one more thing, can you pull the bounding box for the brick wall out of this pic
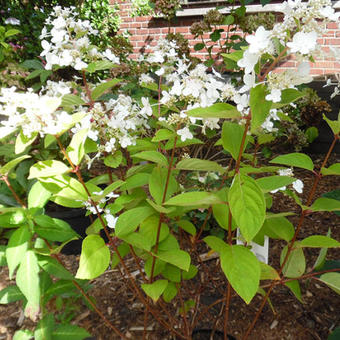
[114,0,340,76]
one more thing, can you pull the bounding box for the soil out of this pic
[0,154,339,340]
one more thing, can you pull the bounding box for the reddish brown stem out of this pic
[150,135,179,281]
[82,69,94,109]
[55,136,183,338]
[1,175,27,208]
[243,134,338,340]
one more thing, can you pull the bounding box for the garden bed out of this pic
[1,154,339,340]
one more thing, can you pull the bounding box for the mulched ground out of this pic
[0,154,339,340]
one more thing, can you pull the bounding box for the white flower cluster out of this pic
[157,57,238,139]
[81,190,119,229]
[40,6,120,70]
[41,80,72,97]
[72,94,152,155]
[271,168,304,194]
[0,87,72,139]
[237,0,338,103]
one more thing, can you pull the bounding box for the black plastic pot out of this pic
[192,329,236,340]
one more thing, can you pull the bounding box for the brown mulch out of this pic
[0,154,339,340]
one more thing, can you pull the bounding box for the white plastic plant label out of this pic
[236,229,269,264]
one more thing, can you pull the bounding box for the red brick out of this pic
[130,22,143,28]
[174,27,189,34]
[279,61,296,67]
[148,28,162,34]
[325,38,340,45]
[310,68,324,75]
[314,61,335,68]
[324,68,338,74]
[324,30,336,37]
[326,22,339,29]
[137,41,147,47]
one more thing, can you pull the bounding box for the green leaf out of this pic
[34,215,79,242]
[28,181,51,209]
[92,78,121,100]
[76,235,110,280]
[164,137,203,150]
[270,153,314,171]
[42,280,76,303]
[176,158,224,173]
[52,324,90,340]
[151,129,174,142]
[133,151,168,167]
[323,114,340,135]
[229,174,266,242]
[21,59,44,70]
[0,285,25,304]
[13,330,34,340]
[313,229,331,271]
[87,60,115,73]
[6,226,31,279]
[299,235,340,248]
[311,197,340,212]
[319,272,340,294]
[156,249,191,271]
[28,160,70,179]
[162,264,181,283]
[15,131,37,154]
[0,245,6,266]
[162,282,177,302]
[285,280,303,303]
[16,250,40,318]
[204,236,228,253]
[139,215,169,247]
[210,30,221,42]
[272,89,304,108]
[250,84,272,132]
[212,188,234,231]
[305,126,318,143]
[34,314,54,340]
[164,191,223,207]
[223,14,234,25]
[260,263,280,280]
[141,280,168,302]
[5,28,20,37]
[144,257,165,278]
[221,122,247,160]
[321,163,340,176]
[256,176,296,193]
[120,232,153,252]
[261,217,294,242]
[104,151,123,168]
[0,155,31,176]
[25,69,42,80]
[37,255,73,280]
[194,43,205,51]
[149,167,177,205]
[121,173,150,191]
[186,103,240,119]
[280,244,306,278]
[66,129,88,166]
[177,220,196,236]
[47,177,88,207]
[182,264,198,280]
[61,94,85,107]
[115,206,154,237]
[220,245,260,304]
